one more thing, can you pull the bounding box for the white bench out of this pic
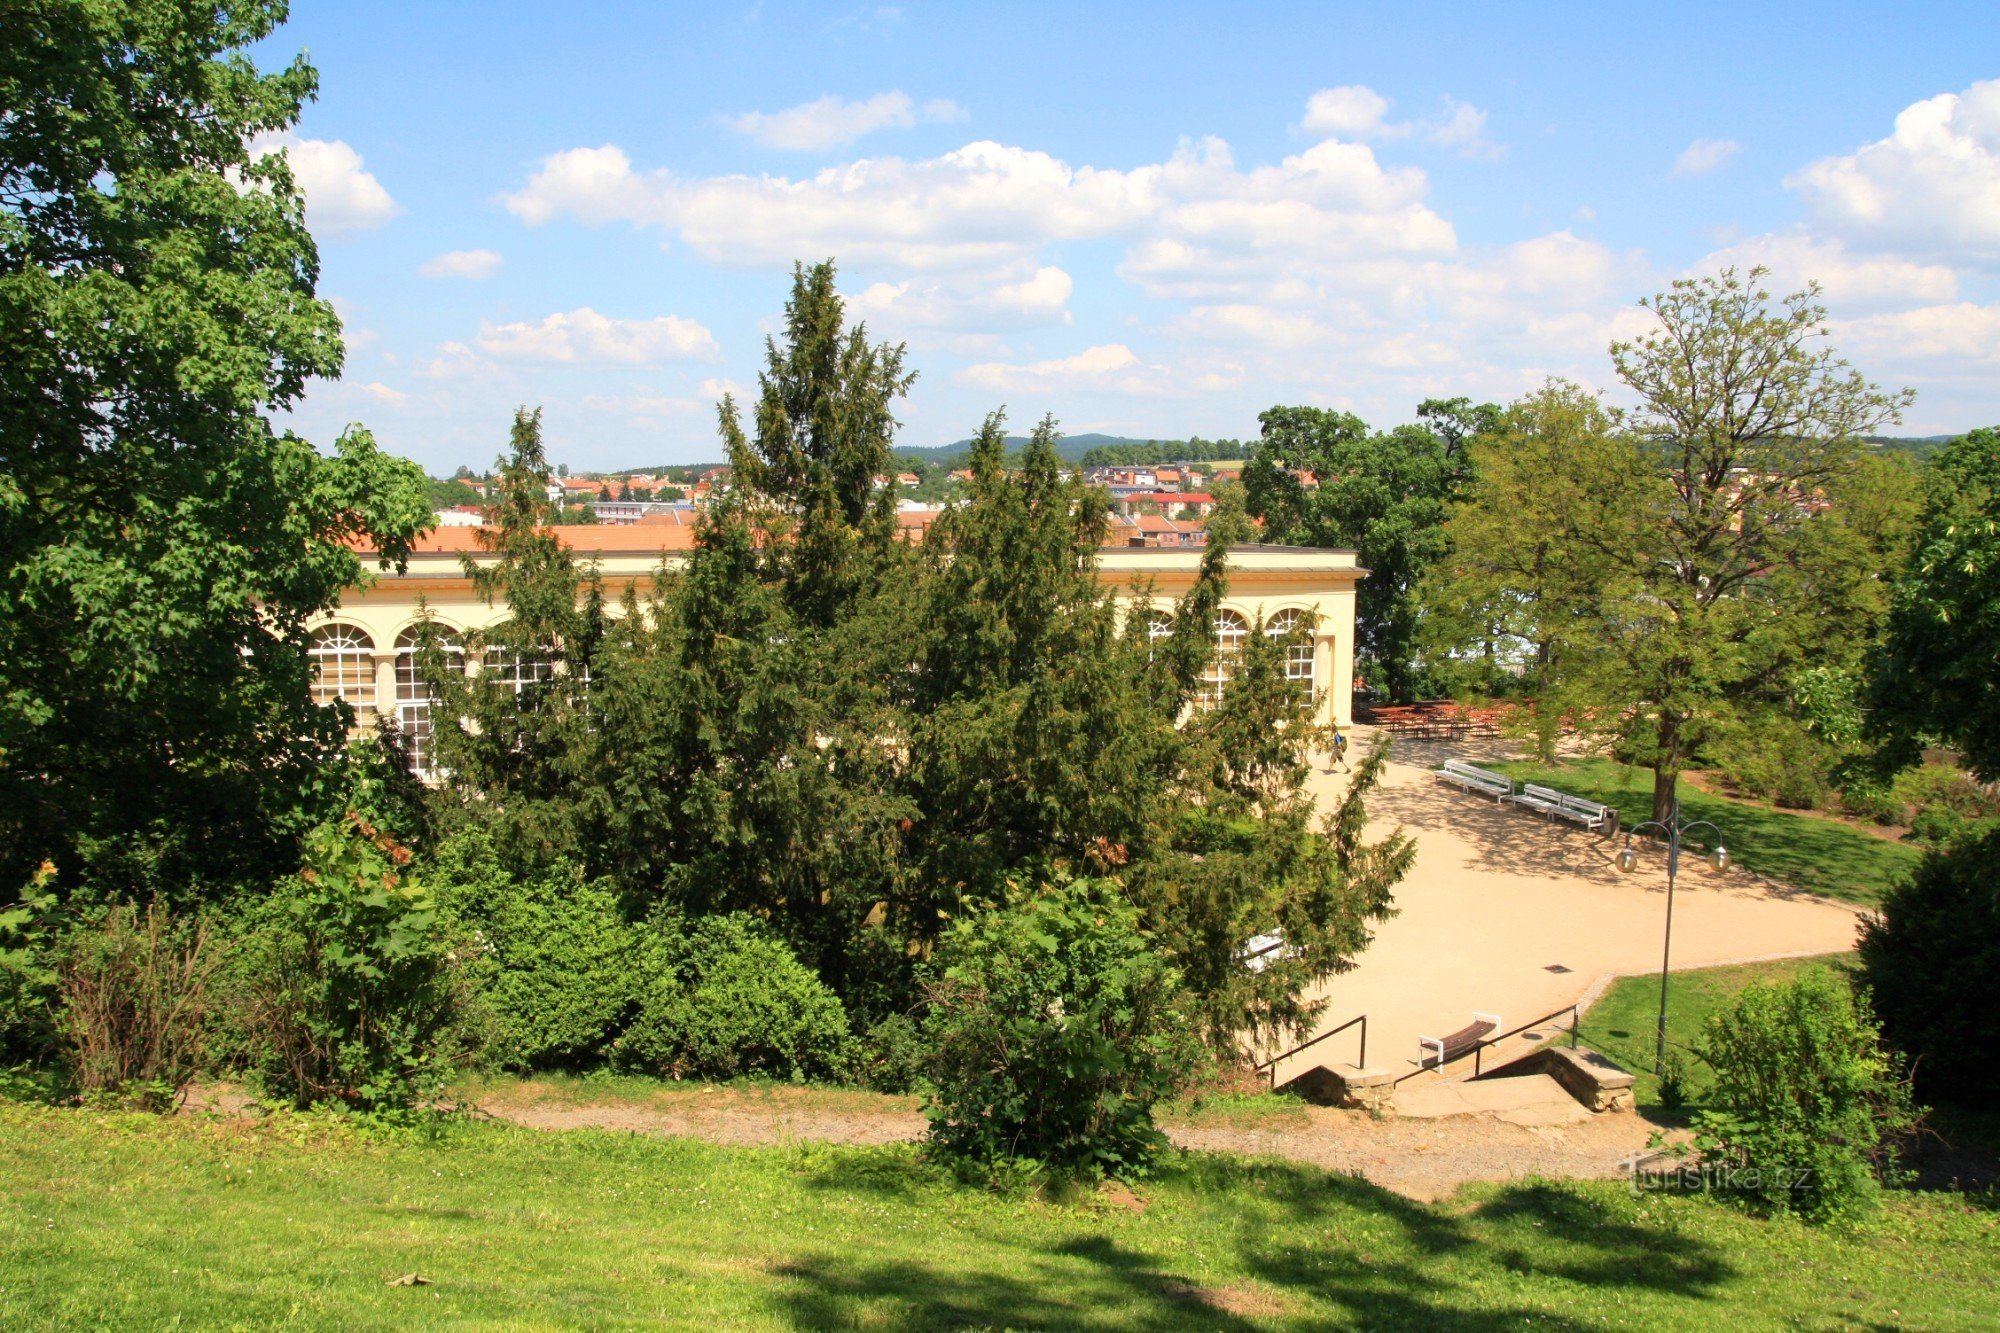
[1434,759,1513,801]
[1510,783,1613,832]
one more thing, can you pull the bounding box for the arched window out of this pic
[1199,609,1249,708]
[394,625,462,778]
[1264,609,1318,686]
[1145,610,1173,662]
[308,624,375,724]
[486,648,556,696]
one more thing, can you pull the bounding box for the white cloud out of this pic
[357,381,409,406]
[1789,78,2000,261]
[1673,137,1741,177]
[1296,86,1500,158]
[1691,233,1958,312]
[251,133,400,238]
[956,343,1242,397]
[848,265,1074,332]
[1836,302,2000,364]
[722,91,968,151]
[1428,97,1501,160]
[1300,86,1392,138]
[505,139,1162,270]
[474,309,722,365]
[419,248,503,280]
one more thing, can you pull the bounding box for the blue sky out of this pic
[261,1,2000,473]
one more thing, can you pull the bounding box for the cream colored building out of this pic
[307,527,1364,771]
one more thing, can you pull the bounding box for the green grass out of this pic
[1492,758,1922,906]
[1580,953,1859,1109]
[1,1103,1995,1328]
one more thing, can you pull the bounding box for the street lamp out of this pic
[1614,798,1729,1074]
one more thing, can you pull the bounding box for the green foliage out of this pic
[1421,381,1651,758]
[0,864,61,1063]
[424,408,605,867]
[412,263,1409,1080]
[1859,828,2000,1104]
[238,815,473,1112]
[1078,437,1250,468]
[0,3,429,896]
[1870,426,2000,782]
[921,876,1201,1180]
[1246,402,1484,701]
[855,1014,927,1094]
[56,901,215,1110]
[1602,268,1912,822]
[1709,708,1839,810]
[1692,968,1915,1221]
[424,476,484,509]
[618,914,852,1082]
[428,830,637,1069]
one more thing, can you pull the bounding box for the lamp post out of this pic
[1614,798,1729,1074]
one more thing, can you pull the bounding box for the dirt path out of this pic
[468,1081,1664,1204]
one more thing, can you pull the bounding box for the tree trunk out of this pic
[1650,712,1682,825]
[1651,763,1678,826]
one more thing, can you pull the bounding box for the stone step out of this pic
[1393,1072,1594,1126]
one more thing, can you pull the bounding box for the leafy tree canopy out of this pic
[0,0,428,897]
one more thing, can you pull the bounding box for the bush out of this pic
[0,863,61,1064]
[57,901,216,1110]
[1692,967,1915,1222]
[1892,761,1998,822]
[1837,780,1906,826]
[1712,712,1835,809]
[238,814,475,1112]
[921,875,1200,1182]
[856,1014,927,1094]
[618,914,852,1082]
[430,832,637,1069]
[1859,828,2000,1105]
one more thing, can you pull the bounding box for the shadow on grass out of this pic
[772,1153,1739,1330]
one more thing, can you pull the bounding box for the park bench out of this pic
[1510,783,1614,833]
[1419,1012,1501,1070]
[1433,759,1513,801]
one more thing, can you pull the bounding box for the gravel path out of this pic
[473,1086,1665,1204]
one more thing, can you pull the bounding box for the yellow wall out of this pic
[309,541,1364,738]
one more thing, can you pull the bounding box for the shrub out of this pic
[57,901,216,1110]
[618,914,852,1082]
[856,1014,928,1094]
[1838,780,1906,826]
[1859,828,2000,1105]
[239,814,475,1112]
[1892,762,1998,822]
[921,875,1200,1182]
[1712,712,1834,809]
[0,863,61,1064]
[1692,968,1915,1222]
[430,832,637,1068]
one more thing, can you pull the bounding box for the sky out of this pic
[259,1,2000,474]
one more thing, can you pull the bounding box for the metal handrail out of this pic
[1472,1004,1580,1078]
[1254,1013,1367,1089]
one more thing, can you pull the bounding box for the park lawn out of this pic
[2,1104,1997,1329]
[1492,758,1921,906]
[1579,953,1859,1109]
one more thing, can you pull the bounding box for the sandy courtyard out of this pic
[1276,731,1866,1086]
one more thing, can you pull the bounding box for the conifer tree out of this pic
[423,409,603,865]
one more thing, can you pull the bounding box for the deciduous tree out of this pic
[1608,268,1910,821]
[0,1,428,896]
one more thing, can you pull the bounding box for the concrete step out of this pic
[1393,1072,1594,1126]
